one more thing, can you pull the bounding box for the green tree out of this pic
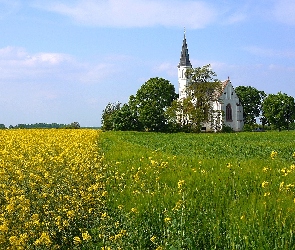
[101,102,121,131]
[132,77,177,132]
[167,64,222,132]
[68,122,80,129]
[262,92,295,131]
[112,103,141,131]
[235,86,266,125]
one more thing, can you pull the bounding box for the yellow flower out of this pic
[150,235,156,243]
[151,160,156,166]
[270,151,277,159]
[9,236,19,246]
[261,181,269,188]
[164,217,171,223]
[34,232,52,246]
[82,231,92,241]
[279,182,285,191]
[6,203,14,212]
[73,236,82,245]
[131,207,138,213]
[172,199,183,211]
[286,184,294,191]
[0,223,9,232]
[67,210,75,218]
[178,180,185,189]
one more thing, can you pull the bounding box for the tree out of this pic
[235,86,266,125]
[132,77,177,132]
[112,103,141,131]
[68,122,80,129]
[101,102,121,131]
[262,92,295,131]
[167,64,222,132]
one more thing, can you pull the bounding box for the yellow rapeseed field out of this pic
[0,129,104,249]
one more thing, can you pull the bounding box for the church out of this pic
[177,33,244,132]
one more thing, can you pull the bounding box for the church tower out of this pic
[178,30,192,99]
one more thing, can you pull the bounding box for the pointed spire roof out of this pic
[178,28,192,67]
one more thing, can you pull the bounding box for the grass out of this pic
[97,131,295,249]
[2,129,295,249]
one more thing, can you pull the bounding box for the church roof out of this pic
[221,79,230,92]
[178,33,192,67]
[214,79,230,99]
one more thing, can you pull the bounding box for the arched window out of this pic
[226,104,232,121]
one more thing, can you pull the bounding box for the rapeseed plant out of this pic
[0,129,104,249]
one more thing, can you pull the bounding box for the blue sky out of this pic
[0,0,295,127]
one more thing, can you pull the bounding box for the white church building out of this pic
[177,33,244,132]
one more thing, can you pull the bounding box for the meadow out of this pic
[1,129,295,249]
[98,131,295,249]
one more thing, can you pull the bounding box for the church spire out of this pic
[178,28,192,67]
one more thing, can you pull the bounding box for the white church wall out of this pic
[221,82,244,131]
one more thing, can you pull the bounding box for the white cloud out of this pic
[35,0,218,29]
[0,46,118,84]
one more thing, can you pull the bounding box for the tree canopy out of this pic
[262,92,295,131]
[101,77,177,132]
[235,86,266,125]
[133,77,177,131]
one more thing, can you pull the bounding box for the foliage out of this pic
[167,64,222,132]
[98,131,295,249]
[64,122,81,129]
[221,124,234,133]
[112,103,141,131]
[101,77,177,132]
[9,123,68,129]
[0,129,105,249]
[262,92,295,131]
[132,77,177,132]
[235,86,266,125]
[101,102,121,131]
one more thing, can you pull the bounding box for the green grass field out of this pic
[97,131,295,249]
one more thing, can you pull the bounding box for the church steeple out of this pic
[178,29,192,100]
[178,29,192,67]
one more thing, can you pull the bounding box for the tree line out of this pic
[102,65,295,132]
[0,122,81,129]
